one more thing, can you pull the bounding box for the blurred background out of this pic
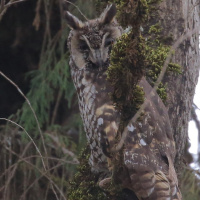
[0,0,199,200]
[0,1,95,199]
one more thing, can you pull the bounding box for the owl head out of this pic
[65,4,122,72]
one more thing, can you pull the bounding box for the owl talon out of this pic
[99,177,112,189]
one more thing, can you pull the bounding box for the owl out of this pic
[65,4,181,200]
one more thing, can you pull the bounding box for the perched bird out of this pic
[65,4,181,200]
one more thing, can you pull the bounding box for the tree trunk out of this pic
[157,0,200,170]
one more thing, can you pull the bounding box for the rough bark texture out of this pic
[156,0,200,171]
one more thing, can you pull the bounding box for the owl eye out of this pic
[79,42,89,51]
[105,38,114,47]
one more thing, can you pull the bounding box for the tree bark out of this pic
[157,0,200,170]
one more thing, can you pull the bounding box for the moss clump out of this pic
[168,63,182,74]
[68,147,130,200]
[68,147,106,200]
[156,83,167,103]
[146,44,171,82]
[144,23,182,102]
[113,0,149,28]
[144,42,170,103]
[148,23,162,34]
[107,32,145,121]
[95,0,147,28]
[96,0,162,28]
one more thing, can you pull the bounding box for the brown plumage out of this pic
[65,4,181,200]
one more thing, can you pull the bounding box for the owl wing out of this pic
[123,77,181,200]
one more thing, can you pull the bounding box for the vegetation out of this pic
[0,0,199,200]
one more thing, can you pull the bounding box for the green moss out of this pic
[168,63,182,74]
[156,83,167,103]
[68,147,106,200]
[107,32,145,121]
[68,147,130,200]
[144,23,182,102]
[146,44,171,82]
[96,0,151,28]
[148,23,162,34]
[113,0,149,28]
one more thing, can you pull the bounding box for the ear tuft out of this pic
[99,4,117,25]
[64,11,84,30]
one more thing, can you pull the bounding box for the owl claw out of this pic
[99,177,112,189]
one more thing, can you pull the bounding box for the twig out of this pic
[0,71,48,166]
[5,0,27,7]
[51,89,63,125]
[19,161,66,200]
[43,0,52,41]
[63,0,88,21]
[193,103,200,110]
[191,108,200,132]
[0,154,78,181]
[0,0,28,21]
[0,118,46,171]
[191,107,200,157]
[2,142,32,199]
[46,132,79,163]
[32,0,42,30]
[4,146,67,200]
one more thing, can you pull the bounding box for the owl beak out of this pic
[94,49,104,70]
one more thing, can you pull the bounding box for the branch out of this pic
[0,118,47,171]
[0,71,48,159]
[3,146,67,200]
[63,0,88,21]
[46,132,79,164]
[191,106,200,156]
[193,103,200,110]
[0,0,28,21]
[0,71,59,199]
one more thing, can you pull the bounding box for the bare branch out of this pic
[0,118,47,171]
[193,103,200,110]
[6,0,27,7]
[191,106,200,156]
[0,71,48,162]
[63,0,88,21]
[0,71,59,199]
[51,90,63,125]
[46,132,79,163]
[2,142,31,199]
[0,0,28,21]
[4,146,67,200]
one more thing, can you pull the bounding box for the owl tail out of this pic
[129,170,181,200]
